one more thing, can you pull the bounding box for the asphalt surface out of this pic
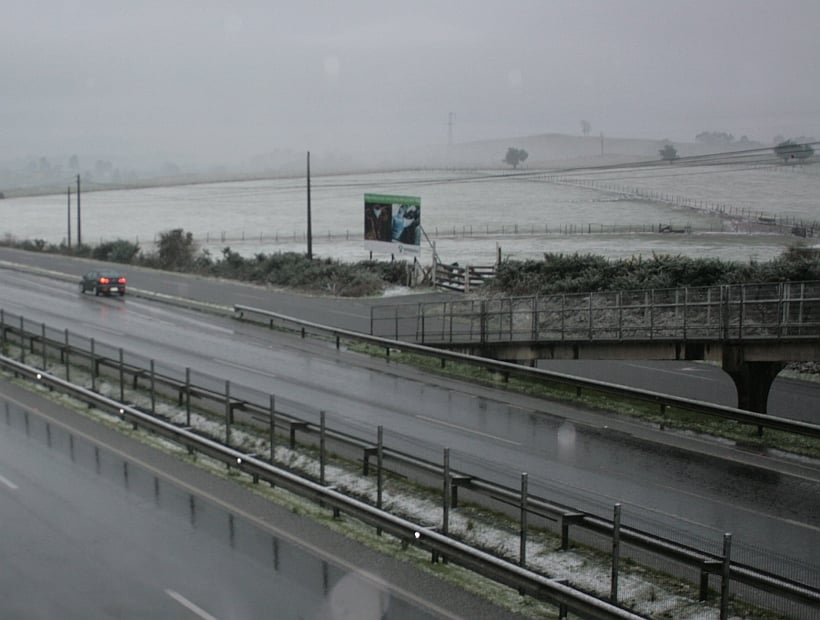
[0,378,521,620]
[1,247,819,568]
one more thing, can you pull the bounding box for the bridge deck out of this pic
[371,280,820,413]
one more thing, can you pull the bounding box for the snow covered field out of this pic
[1,163,817,266]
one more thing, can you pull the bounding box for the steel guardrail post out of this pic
[225,380,231,446]
[90,338,96,392]
[150,359,156,414]
[720,533,732,620]
[64,328,70,382]
[118,349,125,402]
[520,472,528,568]
[41,323,46,369]
[184,367,191,426]
[19,316,24,364]
[269,394,276,464]
[320,410,326,486]
[376,425,384,516]
[442,447,450,540]
[611,503,622,602]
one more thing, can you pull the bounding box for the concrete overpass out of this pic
[370,280,820,414]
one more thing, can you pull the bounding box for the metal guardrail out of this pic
[371,280,820,345]
[0,356,646,620]
[2,307,820,616]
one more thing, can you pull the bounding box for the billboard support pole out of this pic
[306,151,313,260]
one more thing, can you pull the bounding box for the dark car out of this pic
[80,270,127,296]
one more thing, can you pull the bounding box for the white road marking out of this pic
[213,359,278,379]
[0,474,19,490]
[82,325,127,338]
[415,415,522,446]
[165,590,220,620]
[623,362,719,381]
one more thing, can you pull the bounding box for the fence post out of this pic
[269,394,276,463]
[561,294,566,339]
[531,295,538,340]
[520,472,528,567]
[64,329,70,383]
[320,410,326,486]
[119,348,125,402]
[480,300,487,345]
[90,338,96,391]
[150,360,156,414]
[611,503,622,602]
[377,425,384,512]
[442,447,450,538]
[19,316,25,364]
[185,367,191,426]
[224,380,231,446]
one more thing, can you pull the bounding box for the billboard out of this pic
[363,193,421,257]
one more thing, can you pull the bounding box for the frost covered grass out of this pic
[0,349,777,619]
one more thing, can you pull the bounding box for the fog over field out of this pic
[2,0,818,178]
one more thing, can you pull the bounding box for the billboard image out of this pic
[363,193,421,257]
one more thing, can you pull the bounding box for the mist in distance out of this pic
[2,0,818,180]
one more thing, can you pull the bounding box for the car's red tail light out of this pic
[99,277,110,284]
[117,277,127,284]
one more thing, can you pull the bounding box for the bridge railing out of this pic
[372,281,820,344]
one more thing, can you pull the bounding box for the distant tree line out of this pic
[695,131,761,147]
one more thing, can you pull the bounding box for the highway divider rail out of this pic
[1,307,819,619]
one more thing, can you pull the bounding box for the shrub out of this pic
[91,239,141,263]
[155,228,198,271]
[486,251,820,296]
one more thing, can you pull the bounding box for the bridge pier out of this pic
[722,347,785,414]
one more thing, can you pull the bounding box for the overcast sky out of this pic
[3,0,818,167]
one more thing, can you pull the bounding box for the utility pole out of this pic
[66,186,72,248]
[448,112,455,146]
[76,174,82,247]
[306,151,312,260]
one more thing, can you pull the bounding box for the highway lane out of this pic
[3,246,817,421]
[0,385,512,620]
[1,254,819,572]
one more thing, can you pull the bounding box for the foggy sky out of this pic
[3,0,819,168]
